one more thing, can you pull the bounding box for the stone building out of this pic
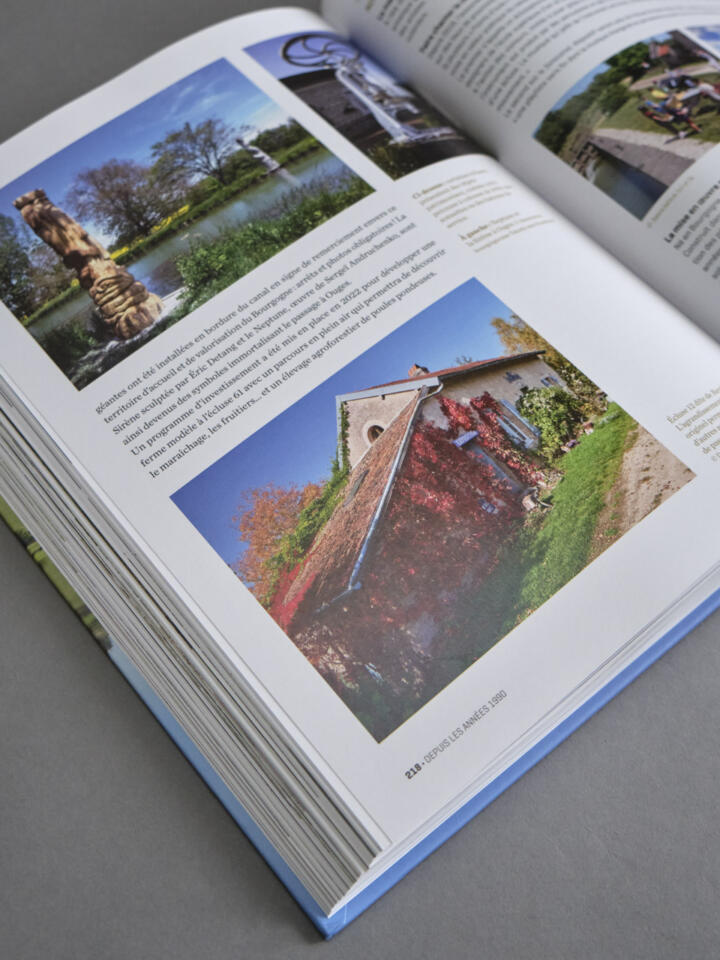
[338,351,564,470]
[269,351,566,633]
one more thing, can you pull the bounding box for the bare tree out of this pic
[151,118,236,187]
[26,244,75,310]
[66,159,179,245]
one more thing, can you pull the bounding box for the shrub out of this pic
[174,175,373,314]
[516,386,583,457]
[36,317,99,373]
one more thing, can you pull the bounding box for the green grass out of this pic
[500,404,633,628]
[443,405,634,665]
[24,283,85,325]
[173,174,373,316]
[600,88,720,142]
[270,135,321,166]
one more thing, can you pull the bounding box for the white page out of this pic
[1,7,719,870]
[325,0,720,341]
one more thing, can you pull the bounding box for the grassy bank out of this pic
[112,137,323,268]
[505,405,633,624]
[172,174,373,316]
[443,405,633,665]
[24,282,85,326]
[601,87,720,142]
[24,137,324,324]
[35,175,372,380]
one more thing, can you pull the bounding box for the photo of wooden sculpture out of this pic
[14,189,163,340]
[0,59,371,389]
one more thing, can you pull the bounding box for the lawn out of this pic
[601,86,720,142]
[443,404,634,666]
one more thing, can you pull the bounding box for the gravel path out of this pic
[590,424,694,560]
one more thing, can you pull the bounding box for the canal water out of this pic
[585,152,666,219]
[27,148,349,340]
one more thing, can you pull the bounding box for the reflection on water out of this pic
[585,153,666,219]
[28,149,347,339]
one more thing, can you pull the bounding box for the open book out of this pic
[1,1,719,937]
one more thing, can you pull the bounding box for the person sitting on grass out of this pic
[662,93,702,134]
[638,100,701,138]
[638,101,679,131]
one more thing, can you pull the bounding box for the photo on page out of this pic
[171,278,695,742]
[688,25,720,52]
[534,29,720,219]
[0,58,372,389]
[245,31,478,179]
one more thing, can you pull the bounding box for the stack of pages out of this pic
[1,1,720,936]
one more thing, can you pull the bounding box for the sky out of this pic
[0,58,290,247]
[689,25,720,51]
[553,63,610,110]
[171,278,521,568]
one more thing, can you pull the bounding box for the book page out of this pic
[1,5,719,887]
[324,0,720,341]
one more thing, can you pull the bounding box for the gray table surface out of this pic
[2,2,720,957]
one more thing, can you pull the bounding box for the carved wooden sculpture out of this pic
[14,189,163,339]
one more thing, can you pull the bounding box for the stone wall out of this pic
[344,390,417,468]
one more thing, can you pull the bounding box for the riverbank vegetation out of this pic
[172,174,372,316]
[9,120,327,324]
[34,174,371,381]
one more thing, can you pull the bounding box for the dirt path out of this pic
[589,424,695,561]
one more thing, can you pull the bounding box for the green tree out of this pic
[598,82,630,114]
[491,314,602,412]
[0,214,33,317]
[516,386,583,457]
[26,244,75,310]
[534,109,574,154]
[252,120,307,153]
[605,43,651,82]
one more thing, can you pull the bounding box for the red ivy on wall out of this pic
[274,394,545,707]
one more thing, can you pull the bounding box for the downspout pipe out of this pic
[317,382,444,613]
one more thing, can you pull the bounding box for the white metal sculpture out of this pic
[281,34,455,145]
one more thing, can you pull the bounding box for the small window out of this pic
[367,424,385,443]
[504,371,521,382]
[541,375,559,387]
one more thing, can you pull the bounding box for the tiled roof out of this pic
[361,351,543,393]
[279,395,419,614]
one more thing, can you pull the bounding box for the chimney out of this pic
[408,363,429,378]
